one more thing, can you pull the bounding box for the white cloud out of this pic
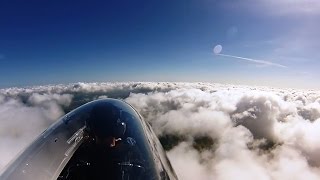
[0,93,73,169]
[124,83,320,179]
[167,142,213,180]
[1,82,320,179]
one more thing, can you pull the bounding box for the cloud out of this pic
[0,93,73,169]
[1,82,320,179]
[125,83,320,179]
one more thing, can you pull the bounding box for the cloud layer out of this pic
[1,82,320,179]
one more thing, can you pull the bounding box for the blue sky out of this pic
[0,0,319,89]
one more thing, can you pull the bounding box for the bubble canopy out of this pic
[0,99,177,180]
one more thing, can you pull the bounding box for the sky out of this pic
[0,0,319,89]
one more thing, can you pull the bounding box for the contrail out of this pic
[217,53,287,68]
[213,45,287,68]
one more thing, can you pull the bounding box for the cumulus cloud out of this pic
[125,83,320,179]
[0,93,73,169]
[1,82,320,180]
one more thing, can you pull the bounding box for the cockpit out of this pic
[0,99,177,180]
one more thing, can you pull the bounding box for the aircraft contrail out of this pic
[213,45,287,68]
[217,53,288,68]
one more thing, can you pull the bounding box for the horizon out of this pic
[1,81,319,92]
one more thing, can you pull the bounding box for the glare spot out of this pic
[213,45,222,54]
